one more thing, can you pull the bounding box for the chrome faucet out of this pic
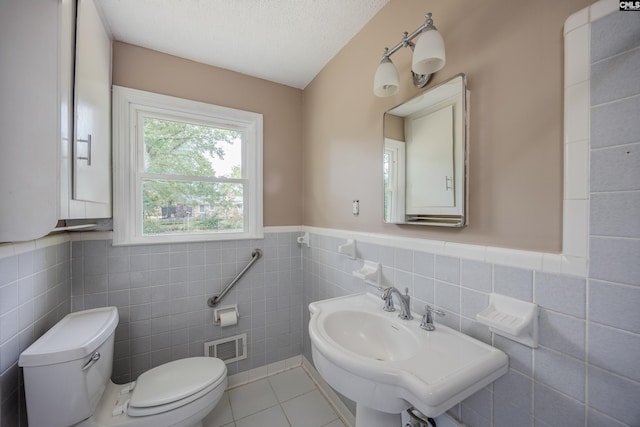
[420,305,445,331]
[381,287,413,320]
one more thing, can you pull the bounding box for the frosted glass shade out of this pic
[412,29,446,76]
[374,59,399,97]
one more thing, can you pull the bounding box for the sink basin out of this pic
[323,310,420,362]
[308,293,508,426]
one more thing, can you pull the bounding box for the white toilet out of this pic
[19,307,227,427]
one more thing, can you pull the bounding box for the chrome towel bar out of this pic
[207,248,262,307]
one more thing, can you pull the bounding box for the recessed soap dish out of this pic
[476,293,539,348]
[353,260,381,288]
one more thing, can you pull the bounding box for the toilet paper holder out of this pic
[214,305,239,326]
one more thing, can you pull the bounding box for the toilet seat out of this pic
[128,357,226,417]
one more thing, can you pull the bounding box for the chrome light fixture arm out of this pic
[374,12,445,95]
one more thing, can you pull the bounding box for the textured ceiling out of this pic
[96,0,389,89]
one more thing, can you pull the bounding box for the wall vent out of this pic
[204,333,247,364]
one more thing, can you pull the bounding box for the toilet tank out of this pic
[19,307,119,427]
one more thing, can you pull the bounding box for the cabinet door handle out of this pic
[77,134,92,166]
[445,176,453,190]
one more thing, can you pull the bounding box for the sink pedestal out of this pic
[356,405,401,427]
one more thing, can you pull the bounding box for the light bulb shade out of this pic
[374,58,399,97]
[411,28,446,76]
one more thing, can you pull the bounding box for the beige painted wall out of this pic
[112,42,303,227]
[302,0,591,252]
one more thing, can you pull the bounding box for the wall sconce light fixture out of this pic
[373,12,446,97]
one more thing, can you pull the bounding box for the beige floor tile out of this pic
[235,405,291,427]
[268,367,316,402]
[228,378,279,420]
[282,390,338,427]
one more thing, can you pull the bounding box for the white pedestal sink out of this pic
[308,293,508,427]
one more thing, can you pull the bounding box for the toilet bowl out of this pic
[19,307,227,427]
[78,357,227,427]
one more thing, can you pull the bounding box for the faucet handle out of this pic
[424,305,445,317]
[381,287,395,312]
[420,305,445,331]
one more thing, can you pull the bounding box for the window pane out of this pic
[142,179,244,235]
[143,117,242,178]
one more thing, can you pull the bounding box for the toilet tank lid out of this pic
[19,307,119,367]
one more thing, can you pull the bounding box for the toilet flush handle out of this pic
[82,351,101,371]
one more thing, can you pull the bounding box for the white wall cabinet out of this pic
[61,0,112,219]
[0,0,62,242]
[0,0,112,242]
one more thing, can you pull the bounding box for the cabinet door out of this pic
[73,0,111,205]
[0,0,59,242]
[405,105,455,212]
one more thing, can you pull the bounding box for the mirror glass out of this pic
[383,73,468,227]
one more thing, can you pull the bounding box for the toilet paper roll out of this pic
[219,310,238,327]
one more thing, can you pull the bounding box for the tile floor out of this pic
[203,367,347,427]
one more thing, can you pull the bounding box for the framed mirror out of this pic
[383,73,468,227]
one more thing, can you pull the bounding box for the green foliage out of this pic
[141,117,244,234]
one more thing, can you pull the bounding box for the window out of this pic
[383,138,405,224]
[112,86,263,245]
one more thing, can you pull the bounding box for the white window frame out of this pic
[112,86,263,245]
